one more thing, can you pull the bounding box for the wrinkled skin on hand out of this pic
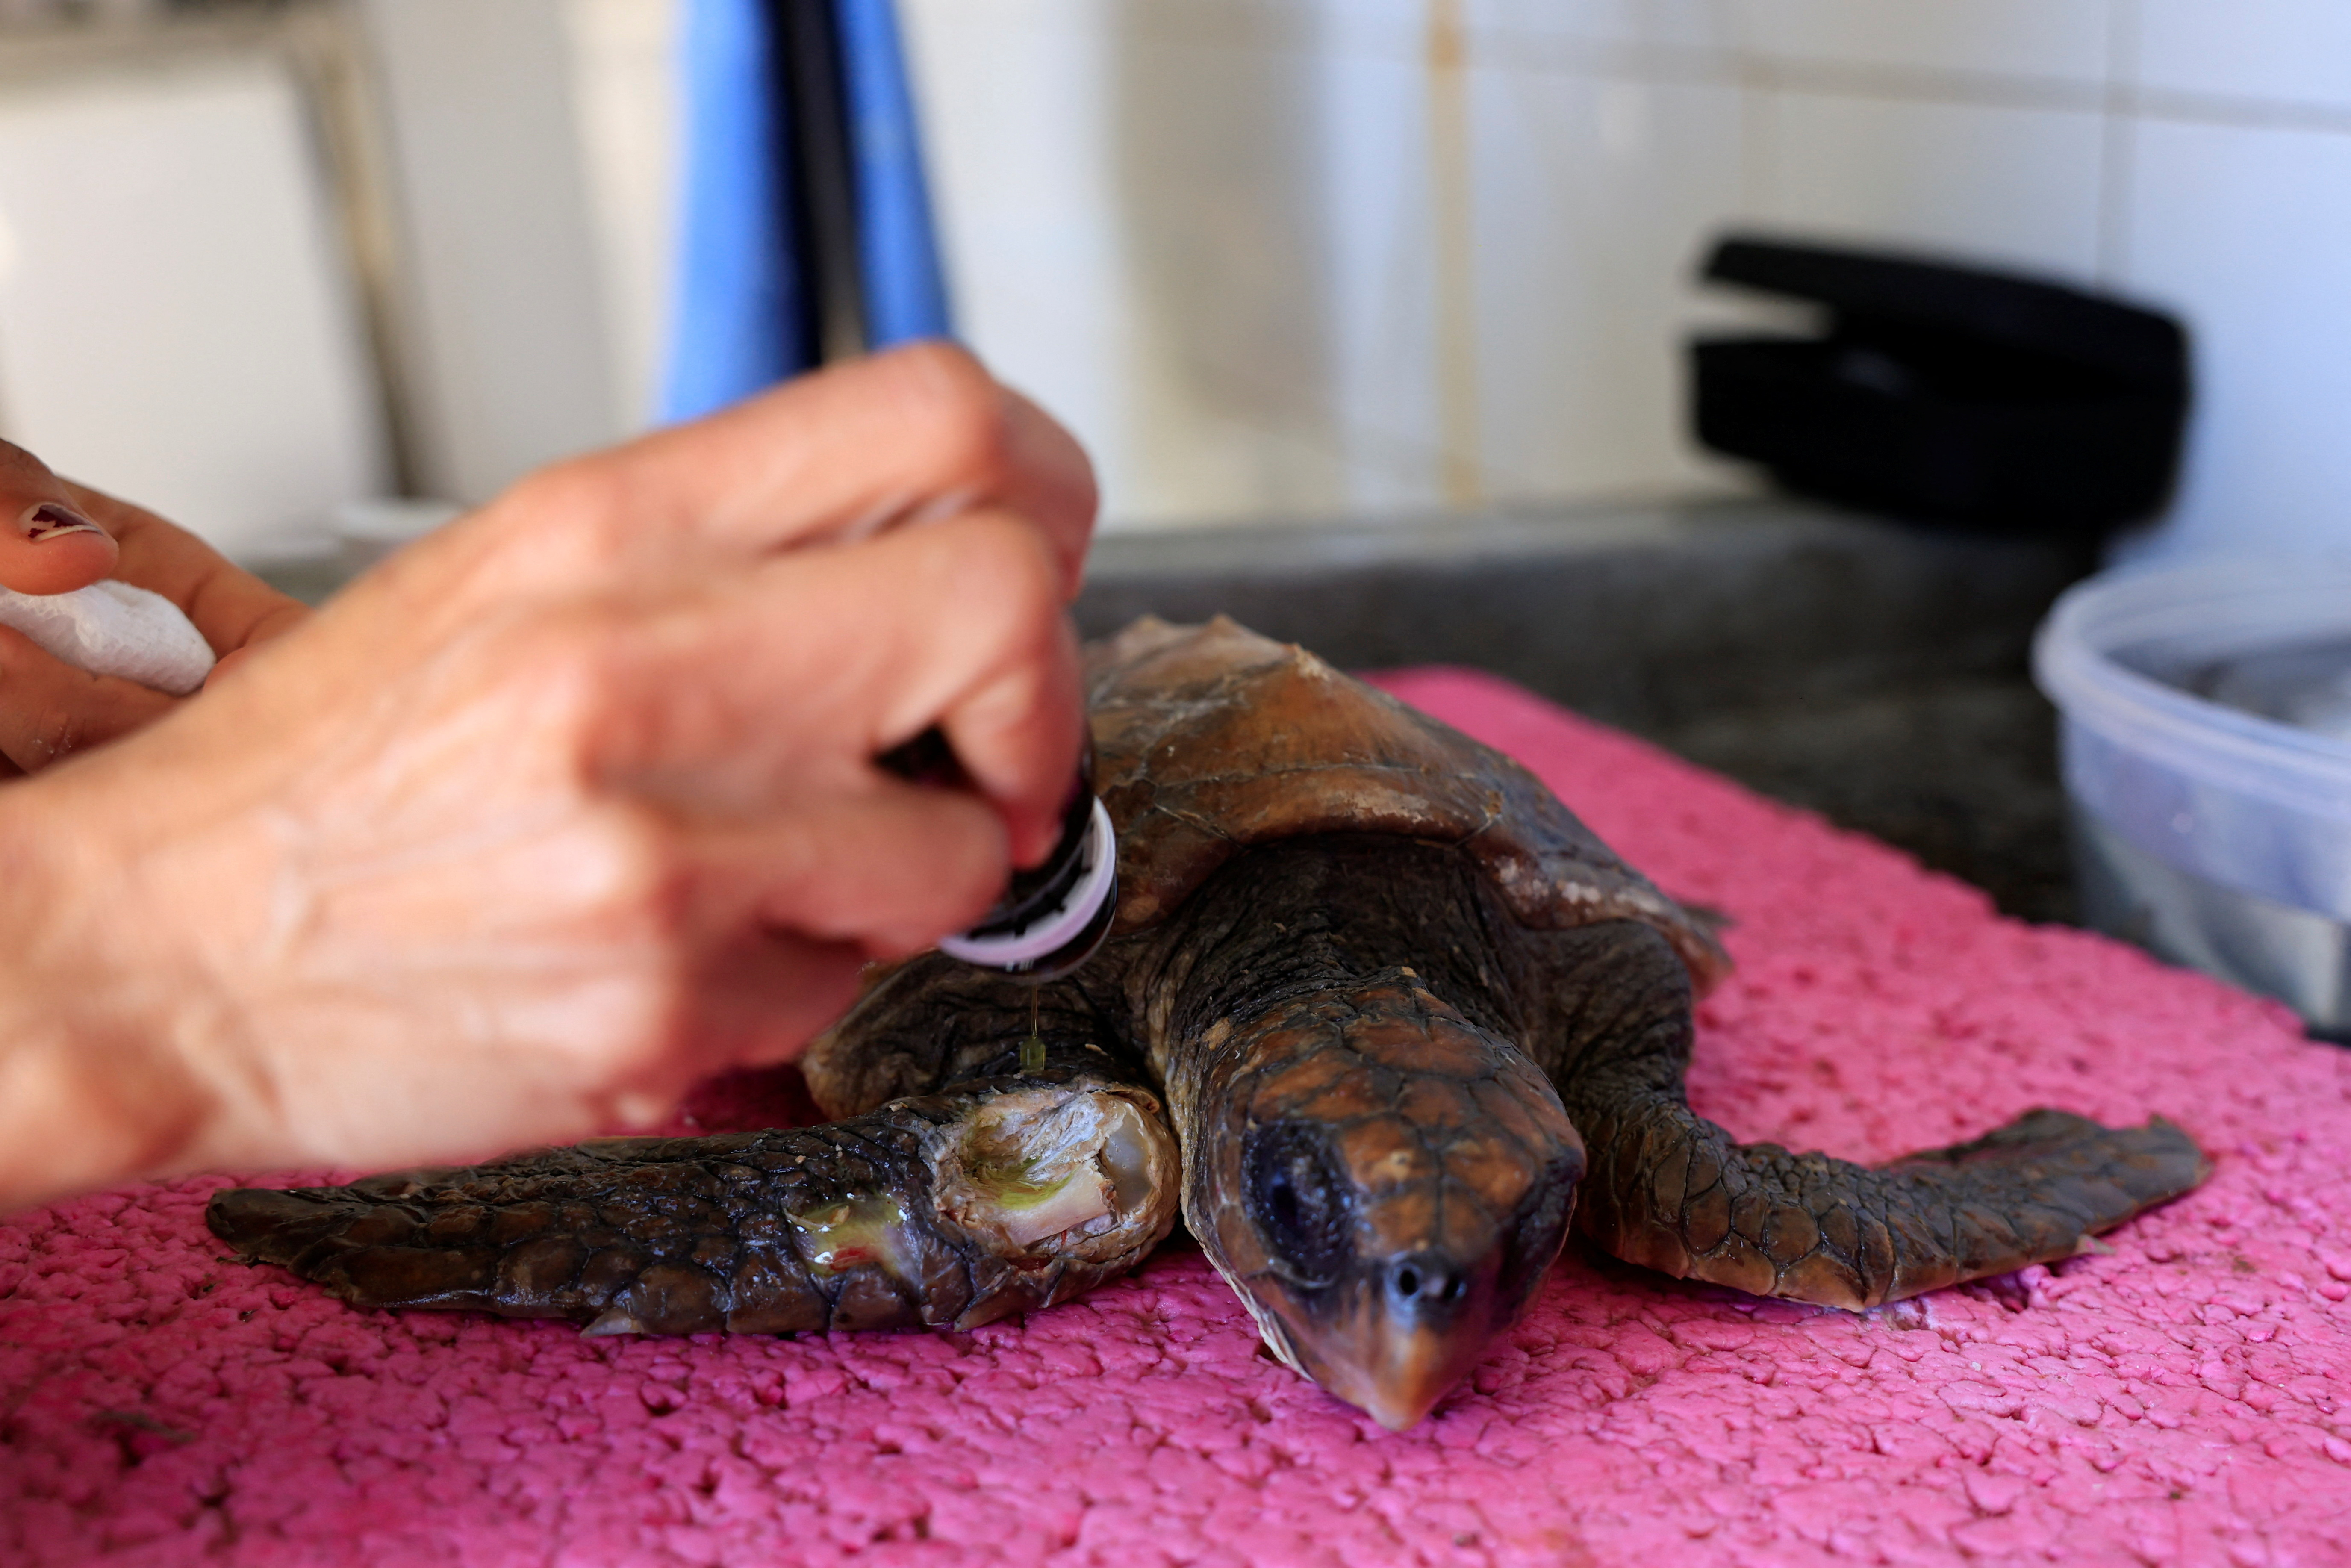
[0,343,1101,1211]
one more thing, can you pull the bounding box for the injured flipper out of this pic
[206,1059,1180,1335]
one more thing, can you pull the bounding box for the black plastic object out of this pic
[771,0,866,365]
[1690,235,2190,533]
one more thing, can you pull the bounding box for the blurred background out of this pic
[8,0,2351,1023]
[0,0,2334,561]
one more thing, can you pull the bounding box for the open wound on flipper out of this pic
[928,1079,1167,1251]
[205,1066,1181,1338]
[587,1078,1176,1335]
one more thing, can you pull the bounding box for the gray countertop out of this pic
[1078,496,2086,727]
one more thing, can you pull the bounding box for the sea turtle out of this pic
[208,616,2207,1429]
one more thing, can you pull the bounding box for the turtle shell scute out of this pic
[1084,616,1730,992]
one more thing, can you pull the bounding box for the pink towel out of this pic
[6,669,2348,1566]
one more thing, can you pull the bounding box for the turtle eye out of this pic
[1243,1122,1355,1287]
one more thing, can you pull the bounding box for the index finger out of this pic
[520,342,1099,598]
[591,510,1085,867]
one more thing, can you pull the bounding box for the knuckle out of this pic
[589,804,695,938]
[0,658,95,767]
[505,455,616,520]
[32,704,85,763]
[495,457,631,559]
[888,342,1013,481]
[495,604,636,740]
[936,513,1059,624]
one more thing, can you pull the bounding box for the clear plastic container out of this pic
[2033,560,2351,1033]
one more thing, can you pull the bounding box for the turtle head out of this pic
[1192,981,1585,1430]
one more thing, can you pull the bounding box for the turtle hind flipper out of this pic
[1573,1094,2212,1310]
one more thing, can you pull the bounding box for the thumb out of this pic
[0,624,177,772]
[0,442,116,596]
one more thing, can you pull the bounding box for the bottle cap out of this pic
[937,797,1118,978]
[878,726,1121,981]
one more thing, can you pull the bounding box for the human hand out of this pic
[0,442,310,775]
[0,343,1099,1208]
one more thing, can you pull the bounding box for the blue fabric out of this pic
[660,0,952,423]
[658,0,810,422]
[834,0,952,346]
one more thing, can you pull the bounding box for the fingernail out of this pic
[22,501,103,542]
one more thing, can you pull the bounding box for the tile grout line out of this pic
[1124,3,2351,139]
[1458,28,2351,140]
[1426,0,1482,510]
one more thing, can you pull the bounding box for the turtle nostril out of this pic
[1388,1257,1465,1309]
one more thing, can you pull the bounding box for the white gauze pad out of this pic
[0,580,216,696]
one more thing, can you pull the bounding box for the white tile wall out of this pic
[901,0,1149,516]
[910,0,1442,524]
[1105,14,1358,519]
[1470,67,1746,503]
[889,0,2351,556]
[2115,118,2351,558]
[1745,91,2108,277]
[1299,0,1425,59]
[1318,46,1444,511]
[567,0,683,430]
[899,1,2166,531]
[0,0,2275,555]
[2133,0,2351,113]
[360,0,625,506]
[1727,0,2112,85]
[1462,0,1731,53]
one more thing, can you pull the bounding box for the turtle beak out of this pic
[1273,1250,1506,1430]
[1220,1126,1585,1430]
[1198,984,1588,1430]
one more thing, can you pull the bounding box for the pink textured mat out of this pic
[8,669,2351,1567]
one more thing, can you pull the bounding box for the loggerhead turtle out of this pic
[208,617,2207,1429]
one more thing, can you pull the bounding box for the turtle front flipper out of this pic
[206,1057,1179,1335]
[1575,1094,2206,1307]
[1530,920,2211,1309]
